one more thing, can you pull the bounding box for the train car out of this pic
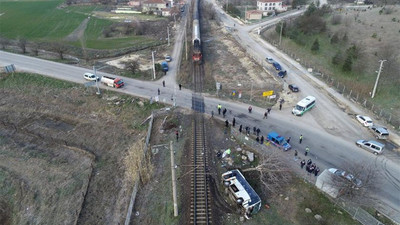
[192,0,202,62]
[222,169,261,218]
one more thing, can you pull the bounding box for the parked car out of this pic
[356,140,384,155]
[83,72,99,81]
[370,125,389,139]
[272,62,282,71]
[328,168,362,187]
[278,70,287,78]
[165,55,172,62]
[356,115,373,127]
[266,57,274,64]
[288,84,299,92]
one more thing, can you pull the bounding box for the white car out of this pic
[83,73,99,81]
[165,55,172,62]
[328,168,362,187]
[265,57,274,64]
[356,115,373,127]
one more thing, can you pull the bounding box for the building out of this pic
[257,0,287,15]
[245,10,262,20]
[142,0,168,12]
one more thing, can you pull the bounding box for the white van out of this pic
[292,96,316,116]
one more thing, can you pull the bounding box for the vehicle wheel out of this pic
[357,144,361,147]
[374,152,378,155]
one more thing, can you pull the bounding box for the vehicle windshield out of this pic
[116,80,123,85]
[295,105,304,111]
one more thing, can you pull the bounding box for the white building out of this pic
[257,0,287,15]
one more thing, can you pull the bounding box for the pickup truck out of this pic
[267,132,291,151]
[100,76,124,88]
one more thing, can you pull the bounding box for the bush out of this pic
[342,55,352,72]
[311,38,320,52]
[330,32,339,44]
[331,14,342,25]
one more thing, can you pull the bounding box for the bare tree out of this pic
[242,150,292,194]
[31,42,41,56]
[378,43,400,85]
[123,60,140,74]
[0,37,10,50]
[51,42,68,60]
[17,37,28,54]
[202,2,217,20]
[331,14,343,25]
[329,161,378,205]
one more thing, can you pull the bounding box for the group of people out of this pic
[300,159,320,176]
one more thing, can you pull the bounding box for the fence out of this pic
[230,127,387,225]
[231,25,400,131]
[336,200,384,225]
[124,112,155,225]
[278,46,400,131]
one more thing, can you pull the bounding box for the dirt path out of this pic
[65,17,90,42]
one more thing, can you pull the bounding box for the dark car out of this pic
[273,62,282,71]
[278,70,287,78]
[289,84,299,92]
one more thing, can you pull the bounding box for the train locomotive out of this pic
[192,0,202,62]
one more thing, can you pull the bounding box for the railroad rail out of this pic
[190,113,211,224]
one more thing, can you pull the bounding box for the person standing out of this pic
[307,158,312,165]
[218,104,222,115]
[279,103,282,110]
[211,111,214,118]
[256,136,259,142]
[248,106,252,113]
[260,136,264,144]
[256,128,261,136]
[263,111,268,119]
[232,117,236,127]
[175,130,179,141]
[294,150,298,157]
[225,120,229,127]
[253,127,257,135]
[299,134,303,144]
[239,125,242,133]
[305,147,310,156]
[179,83,182,90]
[300,159,306,169]
[267,108,271,114]
[315,167,320,176]
[162,80,165,87]
[158,88,160,95]
[286,137,291,144]
[223,108,227,118]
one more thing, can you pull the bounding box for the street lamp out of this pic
[371,59,387,98]
[93,64,110,95]
[152,51,156,80]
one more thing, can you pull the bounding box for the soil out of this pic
[65,17,90,42]
[0,75,163,225]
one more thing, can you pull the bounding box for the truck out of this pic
[100,76,124,88]
[267,132,291,151]
[161,61,169,72]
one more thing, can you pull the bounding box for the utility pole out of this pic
[185,25,188,60]
[279,20,283,46]
[170,141,178,216]
[152,51,156,80]
[250,83,253,101]
[167,26,170,46]
[371,59,387,98]
[245,6,247,22]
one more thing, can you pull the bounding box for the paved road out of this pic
[205,1,400,221]
[2,5,400,221]
[1,49,400,221]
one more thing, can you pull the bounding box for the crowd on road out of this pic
[213,103,322,177]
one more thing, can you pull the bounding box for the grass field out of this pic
[262,6,400,125]
[0,0,158,49]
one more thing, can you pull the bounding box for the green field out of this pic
[0,0,157,49]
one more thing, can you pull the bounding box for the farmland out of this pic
[0,0,160,49]
[0,72,162,224]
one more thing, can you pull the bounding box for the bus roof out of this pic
[297,96,316,107]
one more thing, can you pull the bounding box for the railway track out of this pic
[190,54,211,224]
[190,113,212,224]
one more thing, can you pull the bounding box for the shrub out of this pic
[311,38,320,52]
[332,51,343,65]
[342,55,352,72]
[330,32,339,44]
